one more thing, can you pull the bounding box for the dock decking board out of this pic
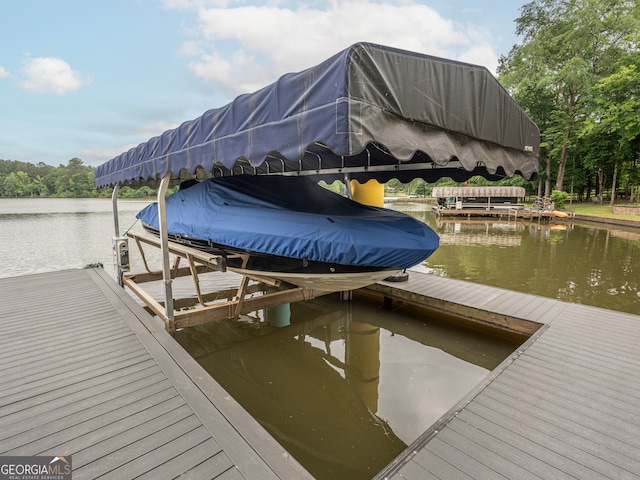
[479,377,640,468]
[3,266,640,479]
[0,267,312,480]
[374,271,640,480]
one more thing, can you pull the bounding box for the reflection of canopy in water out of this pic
[95,42,539,188]
[439,233,522,247]
[175,303,405,479]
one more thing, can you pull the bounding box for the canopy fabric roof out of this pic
[432,186,526,198]
[95,42,539,188]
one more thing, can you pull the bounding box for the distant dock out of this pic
[2,267,639,479]
[431,204,568,221]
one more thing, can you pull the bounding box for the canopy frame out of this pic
[157,173,175,333]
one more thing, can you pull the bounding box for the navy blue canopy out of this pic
[95,42,539,188]
[136,175,439,269]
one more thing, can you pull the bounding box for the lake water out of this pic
[0,198,149,279]
[3,198,637,313]
[395,203,639,315]
[1,197,638,479]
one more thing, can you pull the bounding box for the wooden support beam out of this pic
[129,230,228,272]
[186,253,206,307]
[134,235,154,273]
[124,229,335,333]
[233,275,251,317]
[174,287,331,329]
[125,265,212,284]
[171,255,181,278]
[122,276,168,320]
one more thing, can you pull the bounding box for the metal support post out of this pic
[111,184,120,237]
[158,173,176,334]
[111,185,124,286]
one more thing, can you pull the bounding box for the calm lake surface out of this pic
[394,202,639,315]
[1,197,638,479]
[2,198,637,314]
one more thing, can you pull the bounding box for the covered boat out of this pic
[136,175,439,290]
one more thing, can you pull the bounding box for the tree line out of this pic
[0,156,529,200]
[0,158,161,198]
[498,0,640,204]
[0,158,95,197]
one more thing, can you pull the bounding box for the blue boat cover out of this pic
[136,176,439,269]
[96,42,539,188]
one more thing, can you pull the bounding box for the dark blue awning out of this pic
[95,42,539,188]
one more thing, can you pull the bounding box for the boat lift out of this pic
[101,43,540,334]
[112,176,330,335]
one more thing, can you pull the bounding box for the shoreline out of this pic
[571,213,640,229]
[386,196,640,229]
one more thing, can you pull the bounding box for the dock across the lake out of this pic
[1,266,639,479]
[431,204,563,221]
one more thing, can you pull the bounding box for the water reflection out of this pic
[392,204,639,314]
[176,294,520,480]
[437,219,523,246]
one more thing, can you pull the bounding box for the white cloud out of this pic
[0,66,10,79]
[77,145,138,165]
[457,44,498,70]
[168,0,500,94]
[135,121,180,138]
[18,56,92,94]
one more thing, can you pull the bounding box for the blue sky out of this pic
[0,0,524,168]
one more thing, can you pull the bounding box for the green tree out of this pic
[0,158,105,198]
[414,181,431,197]
[2,172,20,197]
[581,63,640,202]
[551,189,569,208]
[499,0,640,192]
[2,171,34,197]
[385,179,406,195]
[47,158,99,197]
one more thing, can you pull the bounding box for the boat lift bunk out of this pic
[111,182,331,336]
[126,230,328,334]
[99,42,540,335]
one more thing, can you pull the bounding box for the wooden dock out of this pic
[431,205,563,221]
[0,267,313,480]
[3,266,640,480]
[367,271,640,480]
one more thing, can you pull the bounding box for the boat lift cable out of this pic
[122,218,138,236]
